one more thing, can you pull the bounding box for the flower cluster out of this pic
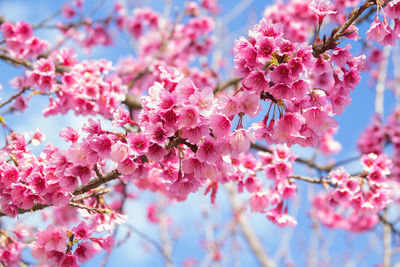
[357,114,385,155]
[317,127,342,155]
[0,132,71,217]
[134,67,235,200]
[115,6,215,102]
[234,18,362,147]
[0,226,29,267]
[122,7,160,39]
[0,118,130,221]
[45,56,126,118]
[263,0,318,42]
[365,1,400,46]
[230,146,298,227]
[1,0,398,265]
[358,110,400,183]
[312,154,392,232]
[56,2,114,53]
[1,21,49,60]
[11,48,127,118]
[30,222,114,266]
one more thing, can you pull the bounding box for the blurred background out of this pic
[0,0,398,266]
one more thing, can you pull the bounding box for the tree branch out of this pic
[288,174,337,187]
[0,169,120,217]
[0,87,29,109]
[378,214,400,236]
[157,201,175,267]
[312,0,376,58]
[382,209,392,267]
[123,94,142,110]
[250,143,333,172]
[214,77,242,94]
[125,223,175,265]
[226,183,276,267]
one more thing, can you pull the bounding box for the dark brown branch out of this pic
[0,169,120,217]
[214,77,242,94]
[312,0,376,58]
[0,52,34,69]
[69,202,112,213]
[127,70,150,89]
[172,137,198,153]
[123,94,142,110]
[0,87,29,109]
[125,223,175,265]
[73,169,120,195]
[250,143,333,172]
[0,51,69,73]
[379,214,400,236]
[288,175,337,187]
[226,183,276,267]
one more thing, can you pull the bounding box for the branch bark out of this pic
[226,183,276,267]
[382,209,392,267]
[250,143,334,172]
[0,169,120,217]
[157,201,175,267]
[312,0,376,58]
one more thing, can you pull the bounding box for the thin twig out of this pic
[0,52,34,69]
[312,0,376,58]
[68,202,112,213]
[226,183,276,267]
[375,45,392,116]
[213,78,242,94]
[378,214,400,236]
[125,223,175,264]
[250,143,333,172]
[394,43,400,109]
[33,9,62,29]
[157,200,175,267]
[288,175,337,187]
[0,87,28,109]
[0,169,120,217]
[383,209,392,267]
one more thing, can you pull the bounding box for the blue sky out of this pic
[0,0,398,266]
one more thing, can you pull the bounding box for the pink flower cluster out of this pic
[31,222,114,266]
[0,132,71,217]
[1,21,49,60]
[317,127,342,155]
[112,66,262,201]
[263,0,318,42]
[10,48,127,118]
[122,7,160,39]
[57,3,113,53]
[230,146,298,227]
[0,124,124,262]
[366,1,400,46]
[133,67,235,200]
[121,7,213,61]
[0,226,28,267]
[357,114,385,155]
[255,146,298,227]
[116,6,215,101]
[44,56,126,118]
[262,0,362,43]
[0,119,127,220]
[358,110,400,183]
[312,154,392,232]
[234,19,362,147]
